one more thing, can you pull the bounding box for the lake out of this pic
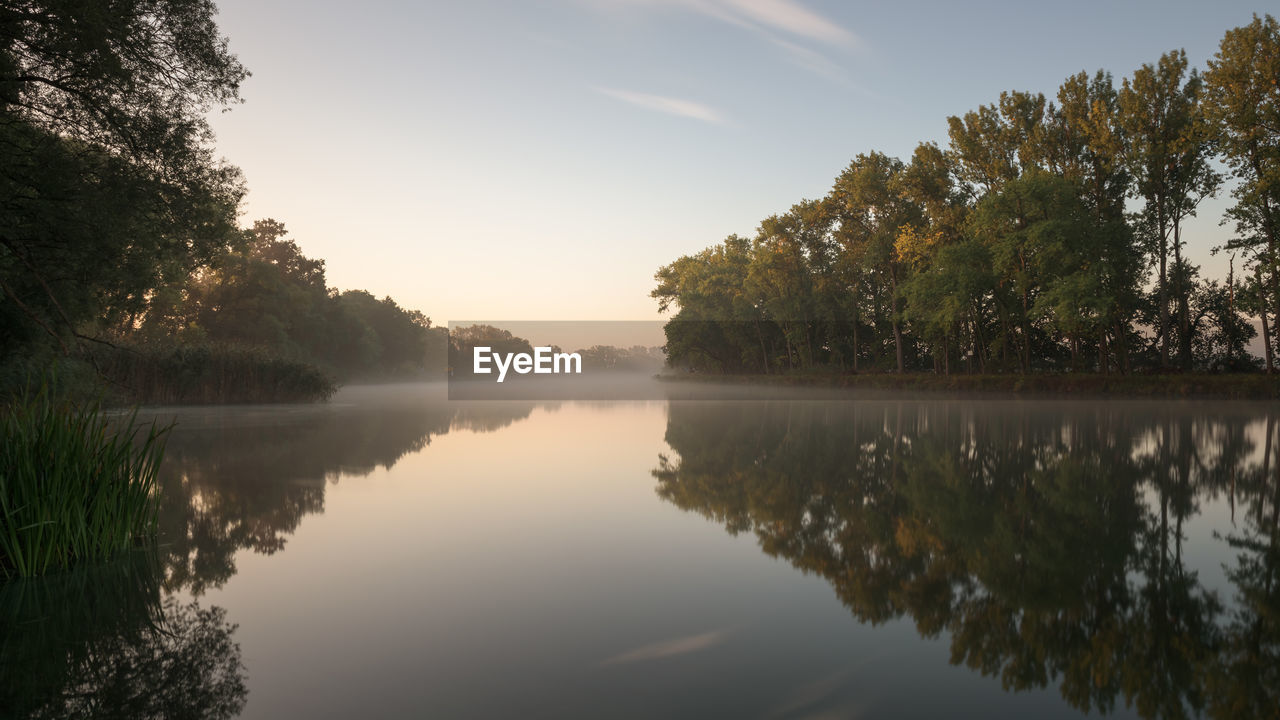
[3,382,1277,719]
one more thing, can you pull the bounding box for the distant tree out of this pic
[575,345,664,372]
[336,290,432,377]
[448,325,534,376]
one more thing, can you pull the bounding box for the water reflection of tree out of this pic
[1206,423,1280,719]
[154,397,542,594]
[0,551,246,719]
[653,401,1279,719]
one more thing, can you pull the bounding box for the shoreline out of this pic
[655,372,1280,400]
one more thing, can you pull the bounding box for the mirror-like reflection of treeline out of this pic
[654,401,1279,720]
[148,386,546,594]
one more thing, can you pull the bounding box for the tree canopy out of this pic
[655,17,1279,376]
[1,4,443,391]
[0,0,248,355]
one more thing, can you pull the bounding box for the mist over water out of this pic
[4,382,1277,719]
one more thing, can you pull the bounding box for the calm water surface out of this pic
[3,383,1278,719]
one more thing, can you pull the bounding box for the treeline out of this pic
[119,218,447,382]
[654,15,1280,376]
[0,1,440,401]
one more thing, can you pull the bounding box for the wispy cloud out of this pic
[597,87,725,124]
[717,0,856,47]
[579,0,859,80]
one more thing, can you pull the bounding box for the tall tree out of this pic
[829,152,921,373]
[1046,70,1140,372]
[653,235,768,372]
[0,0,248,355]
[894,143,972,372]
[1203,14,1280,374]
[968,170,1092,373]
[947,90,1050,196]
[1118,50,1220,370]
[748,203,831,369]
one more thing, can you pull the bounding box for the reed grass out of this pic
[86,343,337,404]
[0,389,167,578]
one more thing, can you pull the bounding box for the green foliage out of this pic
[0,0,247,358]
[447,325,534,376]
[1119,49,1221,370]
[0,389,167,577]
[127,220,438,385]
[1203,14,1280,370]
[655,18,1277,377]
[1,7,440,398]
[335,290,434,377]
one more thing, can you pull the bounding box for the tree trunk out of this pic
[1000,314,1012,372]
[1272,242,1279,377]
[1261,263,1275,374]
[757,321,769,374]
[852,314,860,373]
[1020,289,1032,374]
[1263,302,1275,374]
[893,319,904,373]
[1158,203,1170,369]
[1114,318,1131,375]
[890,273,904,373]
[1174,223,1192,370]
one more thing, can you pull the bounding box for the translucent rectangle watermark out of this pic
[447,321,668,400]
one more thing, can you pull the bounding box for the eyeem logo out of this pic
[473,346,582,382]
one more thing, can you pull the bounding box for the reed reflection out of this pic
[653,401,1279,719]
[0,550,246,720]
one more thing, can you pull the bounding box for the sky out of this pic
[206,0,1269,324]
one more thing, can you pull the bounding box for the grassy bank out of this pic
[0,393,167,578]
[657,372,1280,399]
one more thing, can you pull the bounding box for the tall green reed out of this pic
[0,388,168,578]
[84,343,337,405]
